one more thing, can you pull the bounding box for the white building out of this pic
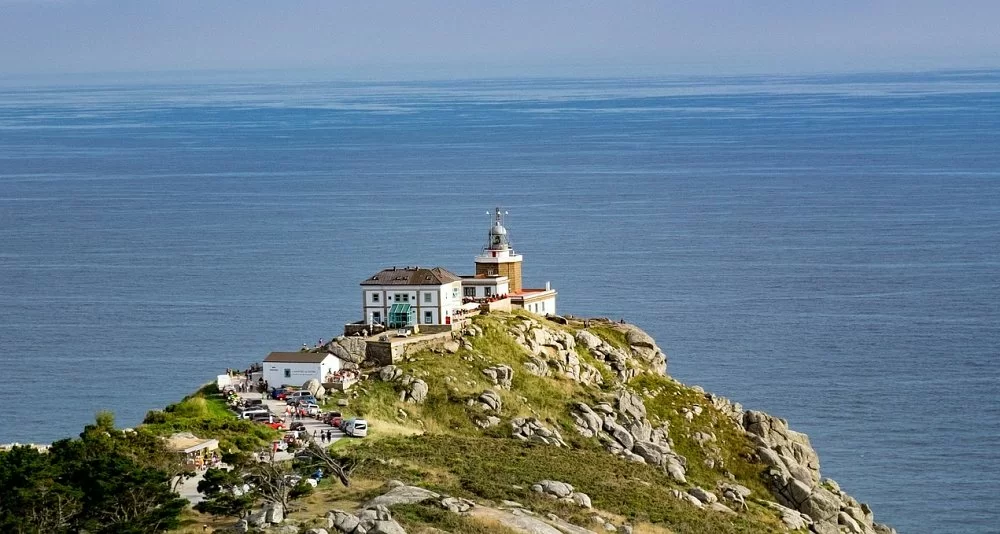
[511,282,557,316]
[461,274,510,299]
[262,352,343,388]
[360,266,464,327]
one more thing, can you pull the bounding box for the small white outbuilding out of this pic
[262,352,342,388]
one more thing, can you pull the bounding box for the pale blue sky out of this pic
[1,0,998,77]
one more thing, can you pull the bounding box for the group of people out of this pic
[312,429,336,442]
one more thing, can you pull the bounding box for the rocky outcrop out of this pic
[508,318,603,386]
[576,323,667,380]
[483,364,514,389]
[531,480,593,509]
[378,365,403,382]
[303,378,326,400]
[511,417,567,447]
[477,389,503,413]
[399,376,428,404]
[439,496,476,514]
[362,484,439,509]
[569,392,687,483]
[330,337,366,364]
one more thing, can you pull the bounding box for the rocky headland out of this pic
[227,311,895,534]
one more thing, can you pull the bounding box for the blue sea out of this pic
[1,70,998,533]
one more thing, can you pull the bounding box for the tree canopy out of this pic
[0,413,186,534]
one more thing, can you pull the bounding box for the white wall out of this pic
[462,279,510,298]
[361,282,462,325]
[264,362,322,388]
[523,295,557,316]
[263,356,342,387]
[439,281,462,323]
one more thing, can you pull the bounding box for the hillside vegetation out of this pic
[272,311,895,534]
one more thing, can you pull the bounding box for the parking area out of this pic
[232,390,348,456]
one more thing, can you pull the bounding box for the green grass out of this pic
[312,312,782,531]
[588,324,630,350]
[338,434,783,534]
[141,383,279,452]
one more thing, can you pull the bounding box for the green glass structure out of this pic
[387,303,415,328]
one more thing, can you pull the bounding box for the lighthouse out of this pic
[474,207,524,293]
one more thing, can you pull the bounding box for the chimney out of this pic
[545,281,551,291]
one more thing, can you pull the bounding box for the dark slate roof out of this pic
[263,352,334,363]
[361,266,462,286]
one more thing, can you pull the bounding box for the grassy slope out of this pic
[142,384,279,452]
[320,312,786,533]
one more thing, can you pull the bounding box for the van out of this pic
[239,408,270,420]
[344,418,368,438]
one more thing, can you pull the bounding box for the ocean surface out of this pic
[1,70,998,533]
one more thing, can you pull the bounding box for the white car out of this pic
[345,418,368,437]
[299,403,321,416]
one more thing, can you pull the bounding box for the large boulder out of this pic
[379,365,403,382]
[523,356,550,377]
[326,509,361,533]
[303,378,326,400]
[616,390,647,423]
[400,378,428,404]
[263,502,284,524]
[632,440,667,465]
[688,487,718,505]
[624,326,656,350]
[532,480,575,498]
[575,330,603,350]
[479,390,503,413]
[569,492,592,509]
[369,520,407,534]
[482,365,514,389]
[362,485,440,509]
[330,338,366,364]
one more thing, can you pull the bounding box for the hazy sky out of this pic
[1,0,998,78]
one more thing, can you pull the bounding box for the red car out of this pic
[322,411,343,427]
[264,420,286,430]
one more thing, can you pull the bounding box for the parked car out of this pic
[344,418,368,437]
[264,420,286,430]
[288,395,318,407]
[238,408,270,420]
[250,412,276,422]
[322,411,342,427]
[284,390,311,401]
[288,421,306,432]
[299,403,321,416]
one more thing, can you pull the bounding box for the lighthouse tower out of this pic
[475,208,524,293]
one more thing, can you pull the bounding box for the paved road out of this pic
[174,388,346,504]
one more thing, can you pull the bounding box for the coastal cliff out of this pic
[0,311,895,534]
[266,311,895,534]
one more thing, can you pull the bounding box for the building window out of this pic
[372,311,381,324]
[541,301,546,311]
[424,292,432,303]
[464,287,475,297]
[394,293,409,302]
[424,311,433,324]
[283,369,291,378]
[372,293,380,303]
[485,287,493,297]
